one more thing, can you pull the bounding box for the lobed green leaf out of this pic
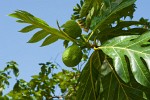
[77,51,101,100]
[9,10,75,46]
[100,31,150,87]
[101,72,146,100]
[93,0,136,33]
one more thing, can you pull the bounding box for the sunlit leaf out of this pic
[41,35,59,47]
[9,10,74,46]
[19,25,37,33]
[100,31,150,87]
[28,30,49,43]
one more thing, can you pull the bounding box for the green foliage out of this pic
[9,10,77,46]
[52,68,80,99]
[0,62,80,100]
[100,72,149,100]
[6,62,57,100]
[0,61,19,97]
[99,31,150,86]
[2,0,150,99]
[77,51,102,100]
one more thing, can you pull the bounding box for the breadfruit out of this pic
[62,44,83,67]
[62,20,82,38]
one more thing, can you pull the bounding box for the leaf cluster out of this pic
[0,62,80,100]
[9,10,78,47]
[0,61,19,96]
[6,0,150,99]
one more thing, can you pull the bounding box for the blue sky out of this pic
[0,0,150,95]
[0,0,79,94]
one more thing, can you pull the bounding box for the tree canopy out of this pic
[1,0,150,100]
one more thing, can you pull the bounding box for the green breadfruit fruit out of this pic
[62,20,82,38]
[62,44,83,67]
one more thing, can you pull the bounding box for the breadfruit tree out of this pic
[1,0,150,99]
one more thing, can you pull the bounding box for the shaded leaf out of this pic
[101,72,146,100]
[77,51,101,100]
[80,0,93,17]
[93,0,136,32]
[73,0,136,33]
[4,61,19,77]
